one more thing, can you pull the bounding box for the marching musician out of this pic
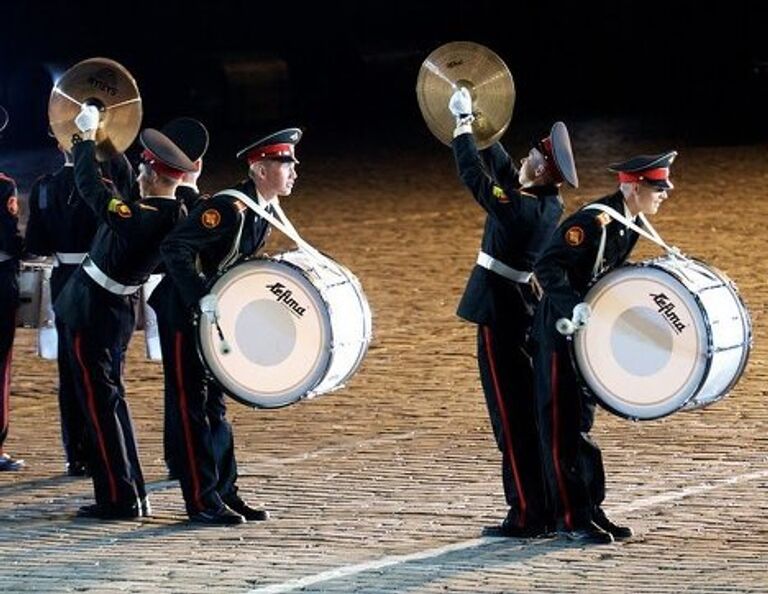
[0,105,25,472]
[153,127,302,525]
[147,117,210,481]
[448,87,578,538]
[54,104,195,519]
[532,151,677,543]
[25,133,135,477]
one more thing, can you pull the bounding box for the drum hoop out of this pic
[197,256,334,409]
[651,257,753,407]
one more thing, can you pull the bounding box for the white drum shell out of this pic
[573,257,751,420]
[199,250,372,408]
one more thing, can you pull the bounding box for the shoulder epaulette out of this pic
[596,212,612,227]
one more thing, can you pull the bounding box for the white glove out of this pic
[572,302,592,328]
[199,294,219,318]
[448,87,473,119]
[74,104,100,133]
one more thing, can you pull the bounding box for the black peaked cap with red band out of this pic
[236,128,302,164]
[139,129,197,179]
[0,106,8,133]
[161,117,209,162]
[608,151,677,190]
[537,121,578,188]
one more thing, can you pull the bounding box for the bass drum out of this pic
[573,256,751,420]
[198,250,372,408]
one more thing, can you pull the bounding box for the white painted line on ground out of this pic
[247,466,768,594]
[243,431,417,468]
[613,468,768,514]
[247,537,498,594]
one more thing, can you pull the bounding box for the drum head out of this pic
[199,259,332,408]
[574,264,710,420]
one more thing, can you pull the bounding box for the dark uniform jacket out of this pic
[0,174,22,263]
[534,190,640,327]
[0,174,22,307]
[53,141,182,339]
[25,165,100,297]
[453,134,564,330]
[150,178,270,317]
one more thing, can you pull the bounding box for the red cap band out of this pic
[618,167,669,184]
[246,143,295,165]
[141,149,185,180]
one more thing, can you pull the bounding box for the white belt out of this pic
[54,252,87,266]
[82,256,141,296]
[0,251,11,263]
[476,252,532,284]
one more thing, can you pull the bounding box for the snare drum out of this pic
[198,249,372,408]
[573,255,751,420]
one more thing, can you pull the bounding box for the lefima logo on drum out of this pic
[649,292,686,334]
[266,282,306,317]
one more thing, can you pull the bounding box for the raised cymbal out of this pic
[48,57,142,161]
[416,41,515,149]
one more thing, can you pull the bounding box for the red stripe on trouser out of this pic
[483,326,527,526]
[174,331,204,511]
[73,332,118,502]
[551,351,573,529]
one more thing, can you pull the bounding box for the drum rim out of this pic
[197,257,333,409]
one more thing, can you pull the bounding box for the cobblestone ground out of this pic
[1,119,766,592]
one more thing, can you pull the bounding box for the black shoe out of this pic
[222,496,270,522]
[592,507,633,540]
[482,519,552,539]
[66,461,90,477]
[189,504,245,525]
[0,453,25,471]
[558,520,614,545]
[76,501,142,520]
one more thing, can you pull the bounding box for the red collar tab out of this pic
[246,143,294,165]
[141,149,185,180]
[618,167,670,184]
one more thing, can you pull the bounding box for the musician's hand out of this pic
[572,302,592,328]
[199,294,219,318]
[74,104,99,140]
[449,87,473,119]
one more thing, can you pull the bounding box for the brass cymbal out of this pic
[48,57,142,161]
[416,41,515,149]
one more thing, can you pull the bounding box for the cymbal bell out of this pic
[48,57,142,161]
[416,41,515,149]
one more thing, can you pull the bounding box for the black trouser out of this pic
[51,266,91,467]
[0,266,18,451]
[477,324,549,529]
[157,311,238,516]
[66,325,145,506]
[533,331,605,530]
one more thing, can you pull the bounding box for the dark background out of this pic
[2,1,768,153]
